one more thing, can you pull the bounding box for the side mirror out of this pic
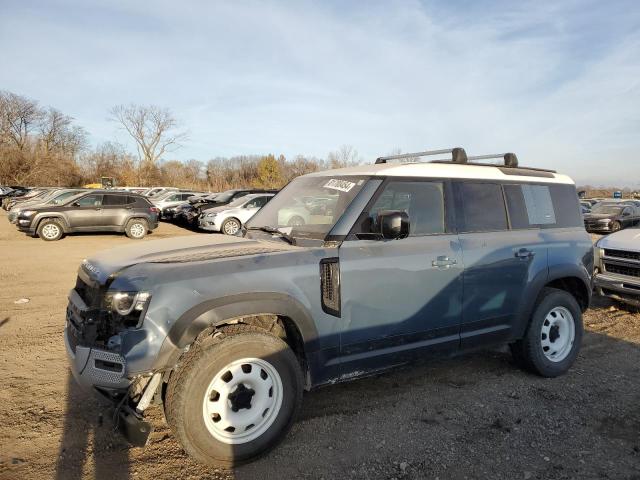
[377,210,410,239]
[72,201,80,207]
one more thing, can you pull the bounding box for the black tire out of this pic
[611,221,622,232]
[510,287,583,377]
[221,217,242,235]
[125,218,148,239]
[37,218,64,241]
[287,215,305,227]
[165,325,304,467]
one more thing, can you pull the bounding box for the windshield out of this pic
[48,190,82,205]
[592,205,623,215]
[246,175,368,240]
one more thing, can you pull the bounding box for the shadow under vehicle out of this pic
[62,147,592,467]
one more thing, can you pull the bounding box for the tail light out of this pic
[320,258,340,316]
[150,207,160,214]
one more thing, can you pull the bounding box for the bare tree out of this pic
[110,104,187,165]
[0,91,42,150]
[327,144,360,168]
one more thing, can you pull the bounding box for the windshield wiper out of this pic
[247,226,296,245]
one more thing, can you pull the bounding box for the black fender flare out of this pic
[153,292,320,370]
[512,263,591,339]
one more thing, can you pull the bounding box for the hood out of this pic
[83,234,297,284]
[597,228,640,251]
[201,204,232,215]
[584,213,616,220]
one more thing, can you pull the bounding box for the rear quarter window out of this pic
[504,183,582,229]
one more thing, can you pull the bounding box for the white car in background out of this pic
[198,193,274,234]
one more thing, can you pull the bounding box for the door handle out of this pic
[432,256,457,269]
[515,248,534,259]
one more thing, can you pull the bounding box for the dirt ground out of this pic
[0,212,639,480]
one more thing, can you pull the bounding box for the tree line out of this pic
[0,90,361,191]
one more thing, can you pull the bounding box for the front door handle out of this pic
[432,256,457,269]
[515,248,534,259]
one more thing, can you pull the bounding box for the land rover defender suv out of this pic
[64,148,593,466]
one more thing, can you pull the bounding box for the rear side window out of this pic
[103,195,128,206]
[128,196,149,207]
[458,183,508,232]
[504,183,582,229]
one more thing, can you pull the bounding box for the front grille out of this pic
[604,249,640,261]
[75,277,100,307]
[604,262,640,278]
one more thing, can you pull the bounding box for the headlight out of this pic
[21,210,36,217]
[106,291,151,320]
[206,212,217,218]
[597,218,611,223]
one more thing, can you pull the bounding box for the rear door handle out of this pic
[432,256,457,269]
[515,248,534,259]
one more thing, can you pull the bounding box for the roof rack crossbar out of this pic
[466,152,519,168]
[375,147,467,164]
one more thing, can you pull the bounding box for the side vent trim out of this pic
[320,257,341,317]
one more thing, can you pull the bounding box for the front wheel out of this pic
[510,288,583,377]
[221,217,241,235]
[165,325,304,467]
[37,219,64,241]
[610,221,622,232]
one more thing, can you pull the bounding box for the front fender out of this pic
[149,292,321,374]
[33,213,70,232]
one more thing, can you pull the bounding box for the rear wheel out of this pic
[221,217,241,235]
[510,288,583,377]
[37,219,63,241]
[125,218,148,239]
[165,325,304,467]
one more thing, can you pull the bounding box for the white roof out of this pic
[307,162,574,185]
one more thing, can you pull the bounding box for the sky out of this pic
[1,0,639,187]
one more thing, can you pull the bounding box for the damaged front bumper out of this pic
[65,289,162,447]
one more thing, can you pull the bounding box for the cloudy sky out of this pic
[1,0,639,186]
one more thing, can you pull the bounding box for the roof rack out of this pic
[466,152,519,167]
[375,147,467,164]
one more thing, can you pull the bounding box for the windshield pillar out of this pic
[327,179,382,240]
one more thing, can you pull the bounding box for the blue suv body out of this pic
[64,148,593,466]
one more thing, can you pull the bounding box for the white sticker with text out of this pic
[323,179,356,192]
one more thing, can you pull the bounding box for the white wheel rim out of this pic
[224,220,240,235]
[202,357,283,444]
[130,223,145,238]
[42,224,60,239]
[541,306,575,362]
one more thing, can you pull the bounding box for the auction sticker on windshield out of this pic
[323,179,356,192]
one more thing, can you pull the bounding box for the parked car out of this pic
[8,188,87,223]
[64,147,591,467]
[152,191,203,219]
[594,228,640,308]
[583,203,640,233]
[16,190,159,241]
[4,187,49,210]
[145,187,178,197]
[175,189,273,227]
[198,193,274,234]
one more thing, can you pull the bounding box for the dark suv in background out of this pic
[16,190,159,241]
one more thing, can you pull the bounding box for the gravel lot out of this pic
[1,212,639,480]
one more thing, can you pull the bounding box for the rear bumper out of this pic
[594,273,640,307]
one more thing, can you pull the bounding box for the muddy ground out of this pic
[0,211,639,480]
